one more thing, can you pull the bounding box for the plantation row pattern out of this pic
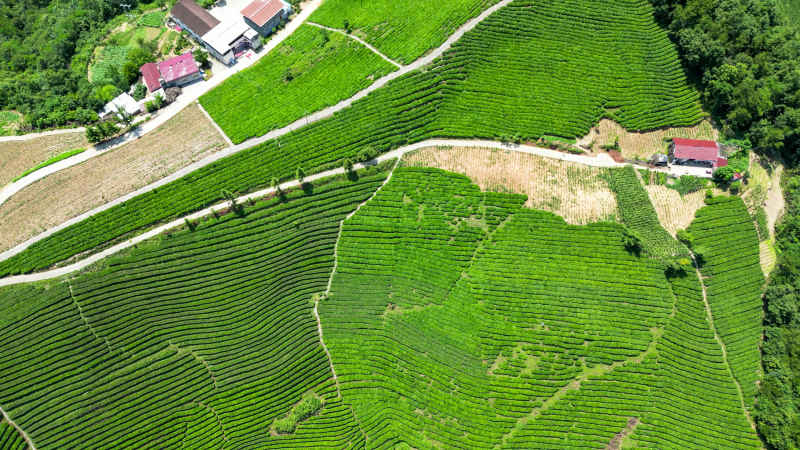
[200,25,396,143]
[687,196,764,409]
[0,0,703,276]
[0,422,27,450]
[0,171,389,448]
[319,167,759,448]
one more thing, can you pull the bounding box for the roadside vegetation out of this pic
[11,148,87,183]
[200,25,396,143]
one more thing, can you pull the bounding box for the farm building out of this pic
[201,17,262,65]
[101,92,141,119]
[139,53,202,94]
[158,53,203,88]
[241,0,291,37]
[169,0,290,65]
[669,138,727,168]
[170,0,220,40]
[139,62,162,93]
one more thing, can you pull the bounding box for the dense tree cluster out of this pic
[651,0,800,162]
[759,171,800,449]
[0,0,147,131]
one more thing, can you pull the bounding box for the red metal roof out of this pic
[716,157,729,168]
[672,138,719,162]
[157,52,200,84]
[139,62,162,92]
[241,0,284,27]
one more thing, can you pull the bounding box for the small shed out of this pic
[102,93,141,119]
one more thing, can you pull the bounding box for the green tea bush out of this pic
[0,171,387,447]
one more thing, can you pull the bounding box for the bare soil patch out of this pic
[0,103,226,252]
[404,146,618,224]
[0,132,88,186]
[645,186,714,236]
[581,119,718,160]
[606,417,640,450]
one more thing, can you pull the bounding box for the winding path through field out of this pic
[307,22,403,68]
[693,258,757,431]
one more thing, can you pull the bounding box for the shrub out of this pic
[132,83,147,101]
[669,175,706,196]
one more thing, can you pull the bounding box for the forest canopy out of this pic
[0,0,153,131]
[650,0,800,163]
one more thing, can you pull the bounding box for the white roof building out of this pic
[101,92,140,119]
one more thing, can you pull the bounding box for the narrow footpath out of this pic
[693,258,757,431]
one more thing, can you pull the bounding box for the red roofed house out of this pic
[241,0,291,37]
[157,52,202,88]
[139,62,162,93]
[669,138,727,168]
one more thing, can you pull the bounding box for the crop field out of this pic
[0,104,226,255]
[0,111,21,136]
[606,166,687,257]
[687,196,764,409]
[200,25,396,143]
[0,0,703,277]
[645,185,716,235]
[89,46,130,84]
[0,422,26,450]
[309,0,496,64]
[137,11,165,27]
[404,146,618,224]
[317,167,759,447]
[0,170,388,448]
[0,131,88,187]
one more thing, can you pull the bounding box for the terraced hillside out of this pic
[0,0,703,276]
[0,164,765,447]
[0,170,389,448]
[687,196,764,409]
[321,167,760,448]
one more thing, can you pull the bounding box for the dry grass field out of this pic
[645,186,713,235]
[404,146,618,224]
[0,132,88,186]
[0,103,226,252]
[581,119,718,160]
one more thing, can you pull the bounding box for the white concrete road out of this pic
[0,0,323,207]
[0,139,621,286]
